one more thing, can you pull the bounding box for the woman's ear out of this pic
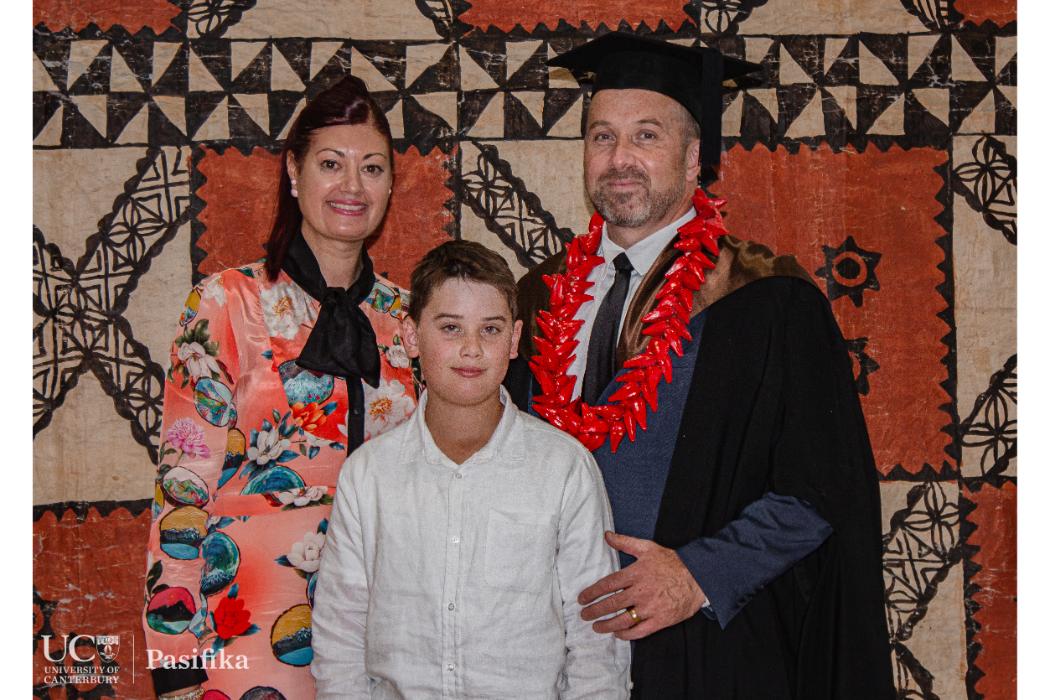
[286,152,300,185]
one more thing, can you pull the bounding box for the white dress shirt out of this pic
[311,387,631,699]
[568,209,695,399]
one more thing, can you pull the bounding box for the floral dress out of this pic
[142,261,417,699]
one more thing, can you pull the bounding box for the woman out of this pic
[142,75,418,700]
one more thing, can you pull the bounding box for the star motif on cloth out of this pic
[845,337,880,395]
[815,235,882,307]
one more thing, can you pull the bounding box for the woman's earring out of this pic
[290,179,298,198]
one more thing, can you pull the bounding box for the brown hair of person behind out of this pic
[408,240,519,322]
[264,74,393,280]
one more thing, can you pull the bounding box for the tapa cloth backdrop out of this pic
[33,0,1015,697]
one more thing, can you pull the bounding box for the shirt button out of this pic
[454,473,463,479]
[451,536,460,544]
[446,663,455,672]
[448,602,456,611]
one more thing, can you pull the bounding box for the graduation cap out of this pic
[548,32,762,184]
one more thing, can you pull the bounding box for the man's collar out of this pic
[600,207,695,278]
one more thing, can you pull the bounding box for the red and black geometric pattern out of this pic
[33,1,1016,697]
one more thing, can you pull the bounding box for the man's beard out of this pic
[589,166,688,229]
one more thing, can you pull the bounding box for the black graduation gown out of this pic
[507,244,894,699]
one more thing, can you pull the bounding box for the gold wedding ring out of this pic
[625,606,641,624]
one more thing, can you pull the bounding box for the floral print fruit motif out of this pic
[144,261,417,699]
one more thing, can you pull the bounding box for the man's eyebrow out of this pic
[586,118,667,130]
[481,315,509,322]
[433,313,463,320]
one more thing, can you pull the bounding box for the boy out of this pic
[311,240,630,698]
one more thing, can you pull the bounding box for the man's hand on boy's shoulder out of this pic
[577,531,706,641]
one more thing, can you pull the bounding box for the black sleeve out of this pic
[769,279,894,699]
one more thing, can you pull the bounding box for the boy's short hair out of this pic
[408,240,519,322]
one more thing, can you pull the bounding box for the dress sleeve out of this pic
[310,456,371,698]
[142,277,242,694]
[557,448,632,700]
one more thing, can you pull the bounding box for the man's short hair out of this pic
[408,240,519,321]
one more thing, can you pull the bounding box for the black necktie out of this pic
[582,253,634,405]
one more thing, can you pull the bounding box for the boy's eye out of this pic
[441,324,460,333]
[482,325,502,335]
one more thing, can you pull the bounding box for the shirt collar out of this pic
[406,385,523,469]
[599,207,695,279]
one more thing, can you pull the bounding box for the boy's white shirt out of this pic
[311,386,631,699]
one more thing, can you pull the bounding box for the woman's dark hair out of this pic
[264,74,393,280]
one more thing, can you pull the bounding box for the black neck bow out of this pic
[280,232,381,388]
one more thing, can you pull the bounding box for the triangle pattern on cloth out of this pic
[413,91,457,128]
[779,44,813,84]
[952,36,987,82]
[999,85,1016,108]
[351,47,398,93]
[276,98,306,139]
[459,47,499,90]
[115,102,149,144]
[468,92,504,138]
[826,86,857,127]
[866,94,904,134]
[547,95,582,137]
[406,42,451,88]
[110,49,143,92]
[747,88,779,124]
[234,93,269,134]
[385,99,405,139]
[152,42,182,86]
[194,96,230,140]
[153,95,186,134]
[68,41,108,89]
[823,37,849,76]
[188,48,225,92]
[785,91,825,138]
[515,91,545,127]
[957,90,997,133]
[34,53,61,91]
[232,42,267,83]
[995,36,1017,78]
[912,88,949,125]
[34,105,64,146]
[311,41,344,79]
[71,95,108,138]
[908,34,940,80]
[745,37,774,66]
[721,91,743,137]
[271,46,306,91]
[859,42,898,86]
[507,40,543,80]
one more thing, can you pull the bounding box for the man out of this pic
[505,33,894,699]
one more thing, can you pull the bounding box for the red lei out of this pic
[529,188,729,453]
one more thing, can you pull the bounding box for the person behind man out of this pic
[311,240,630,698]
[506,32,895,698]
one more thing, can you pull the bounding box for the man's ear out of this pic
[509,319,524,360]
[685,137,701,185]
[402,317,421,358]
